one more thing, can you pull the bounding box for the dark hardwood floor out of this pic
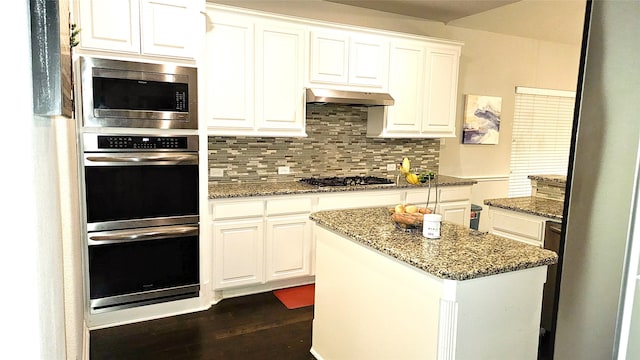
[90,292,314,360]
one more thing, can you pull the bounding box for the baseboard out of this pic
[214,276,315,304]
[310,347,323,360]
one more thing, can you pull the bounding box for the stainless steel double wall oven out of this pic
[77,56,200,313]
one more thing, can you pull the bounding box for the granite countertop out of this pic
[484,196,564,221]
[208,175,476,199]
[528,174,567,185]
[310,207,557,281]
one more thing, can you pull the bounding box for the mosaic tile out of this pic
[208,104,441,184]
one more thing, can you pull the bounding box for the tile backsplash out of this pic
[207,104,440,184]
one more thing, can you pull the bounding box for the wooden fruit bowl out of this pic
[388,206,432,231]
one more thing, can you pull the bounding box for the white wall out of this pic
[0,2,70,359]
[555,1,640,358]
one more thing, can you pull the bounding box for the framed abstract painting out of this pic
[462,95,502,145]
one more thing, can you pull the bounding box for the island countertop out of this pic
[310,207,558,281]
[484,196,564,221]
[208,175,476,199]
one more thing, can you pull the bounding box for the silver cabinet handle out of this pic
[86,153,198,163]
[548,223,562,234]
[88,226,199,245]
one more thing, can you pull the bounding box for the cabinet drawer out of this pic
[490,209,544,245]
[266,197,312,215]
[438,186,472,202]
[212,200,264,220]
[405,189,433,205]
[317,191,404,211]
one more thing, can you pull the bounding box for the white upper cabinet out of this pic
[75,0,201,60]
[383,40,427,134]
[367,40,461,138]
[140,0,199,58]
[77,0,140,53]
[309,32,349,84]
[205,7,306,137]
[423,45,460,135]
[255,24,306,133]
[309,31,389,90]
[204,5,462,138]
[205,12,254,130]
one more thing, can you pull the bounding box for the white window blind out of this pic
[508,87,575,197]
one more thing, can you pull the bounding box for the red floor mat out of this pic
[273,284,315,309]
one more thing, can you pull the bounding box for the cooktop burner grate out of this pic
[299,176,394,187]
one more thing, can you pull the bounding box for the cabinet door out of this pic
[437,200,470,227]
[265,215,312,281]
[140,0,198,58]
[349,35,389,89]
[309,31,349,84]
[205,14,254,130]
[213,219,264,289]
[422,45,460,136]
[78,0,140,53]
[255,23,306,134]
[385,41,425,134]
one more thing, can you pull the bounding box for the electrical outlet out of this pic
[209,168,224,177]
[386,163,397,171]
[277,166,290,175]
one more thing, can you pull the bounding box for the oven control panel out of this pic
[96,135,189,150]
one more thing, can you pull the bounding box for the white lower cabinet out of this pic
[209,186,474,294]
[404,186,472,227]
[487,207,547,247]
[266,215,312,281]
[211,196,312,290]
[438,200,470,226]
[212,218,264,289]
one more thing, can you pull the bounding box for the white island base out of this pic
[311,226,547,360]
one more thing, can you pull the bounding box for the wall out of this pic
[209,104,440,183]
[555,1,640,358]
[210,1,582,204]
[0,2,68,359]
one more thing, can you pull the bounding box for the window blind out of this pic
[508,87,575,197]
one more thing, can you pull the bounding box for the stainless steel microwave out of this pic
[77,57,198,129]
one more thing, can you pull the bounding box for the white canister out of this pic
[423,214,442,239]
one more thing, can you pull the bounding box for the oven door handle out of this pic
[88,226,199,245]
[85,153,198,164]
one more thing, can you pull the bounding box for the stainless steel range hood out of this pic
[305,88,394,106]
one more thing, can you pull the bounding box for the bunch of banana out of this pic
[406,173,420,184]
[400,157,411,174]
[400,157,420,185]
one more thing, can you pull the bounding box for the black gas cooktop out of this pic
[299,176,394,187]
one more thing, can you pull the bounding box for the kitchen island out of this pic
[309,207,557,360]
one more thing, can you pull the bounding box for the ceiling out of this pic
[324,0,587,45]
[326,0,521,23]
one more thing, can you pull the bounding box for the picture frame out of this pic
[462,95,502,145]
